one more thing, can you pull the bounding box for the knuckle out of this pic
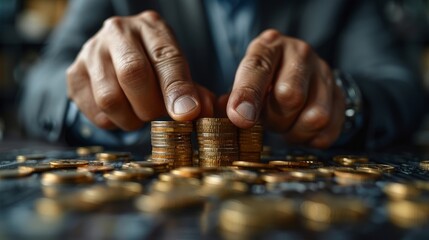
[66,63,78,79]
[301,107,330,131]
[82,37,97,53]
[275,84,305,110]
[150,45,182,65]
[116,56,147,85]
[95,91,122,112]
[241,55,274,76]
[66,63,86,97]
[295,40,314,61]
[261,28,281,37]
[103,16,124,32]
[139,10,161,21]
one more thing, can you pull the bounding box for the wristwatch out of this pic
[334,70,364,145]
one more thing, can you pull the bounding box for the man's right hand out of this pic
[67,11,215,130]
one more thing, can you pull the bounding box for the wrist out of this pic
[333,70,364,146]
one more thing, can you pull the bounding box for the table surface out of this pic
[1,139,429,240]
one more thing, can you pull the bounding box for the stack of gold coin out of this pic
[196,118,238,167]
[151,121,193,168]
[238,123,263,162]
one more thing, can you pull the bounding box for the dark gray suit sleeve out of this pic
[336,1,425,149]
[19,0,114,141]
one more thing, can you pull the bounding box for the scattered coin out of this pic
[334,169,381,185]
[96,152,132,161]
[384,182,421,200]
[76,146,104,156]
[356,163,395,173]
[419,160,429,171]
[333,155,369,166]
[19,164,54,173]
[219,197,296,234]
[16,153,46,163]
[0,168,33,179]
[300,193,368,225]
[50,159,89,168]
[77,165,115,173]
[104,168,154,181]
[41,171,94,185]
[80,182,143,205]
[387,199,429,228]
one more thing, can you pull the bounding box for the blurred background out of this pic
[0,0,428,143]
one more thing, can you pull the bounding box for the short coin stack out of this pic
[151,121,193,168]
[196,118,239,167]
[239,123,263,162]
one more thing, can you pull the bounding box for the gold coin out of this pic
[151,178,200,193]
[35,197,64,218]
[96,152,132,161]
[269,160,310,168]
[419,160,429,170]
[171,167,204,178]
[135,191,205,213]
[104,168,154,181]
[19,164,53,173]
[387,199,429,228]
[317,166,353,176]
[384,182,421,200]
[124,161,169,172]
[0,168,33,179]
[289,170,320,181]
[232,161,273,169]
[334,169,381,184]
[333,155,369,166]
[218,197,295,234]
[77,165,114,173]
[41,171,94,185]
[262,172,294,183]
[300,194,368,224]
[356,163,395,173]
[80,182,143,204]
[50,160,89,168]
[16,153,45,162]
[76,146,104,156]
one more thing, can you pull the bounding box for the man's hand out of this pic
[227,29,346,148]
[67,11,215,130]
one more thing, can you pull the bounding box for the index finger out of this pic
[137,11,201,121]
[227,29,282,128]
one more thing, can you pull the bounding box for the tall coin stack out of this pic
[196,118,239,167]
[151,121,193,168]
[239,123,263,162]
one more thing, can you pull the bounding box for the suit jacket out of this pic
[19,0,425,149]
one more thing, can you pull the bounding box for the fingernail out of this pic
[235,101,256,121]
[173,95,197,115]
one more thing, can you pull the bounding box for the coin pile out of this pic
[151,121,193,168]
[239,123,263,162]
[196,118,239,167]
